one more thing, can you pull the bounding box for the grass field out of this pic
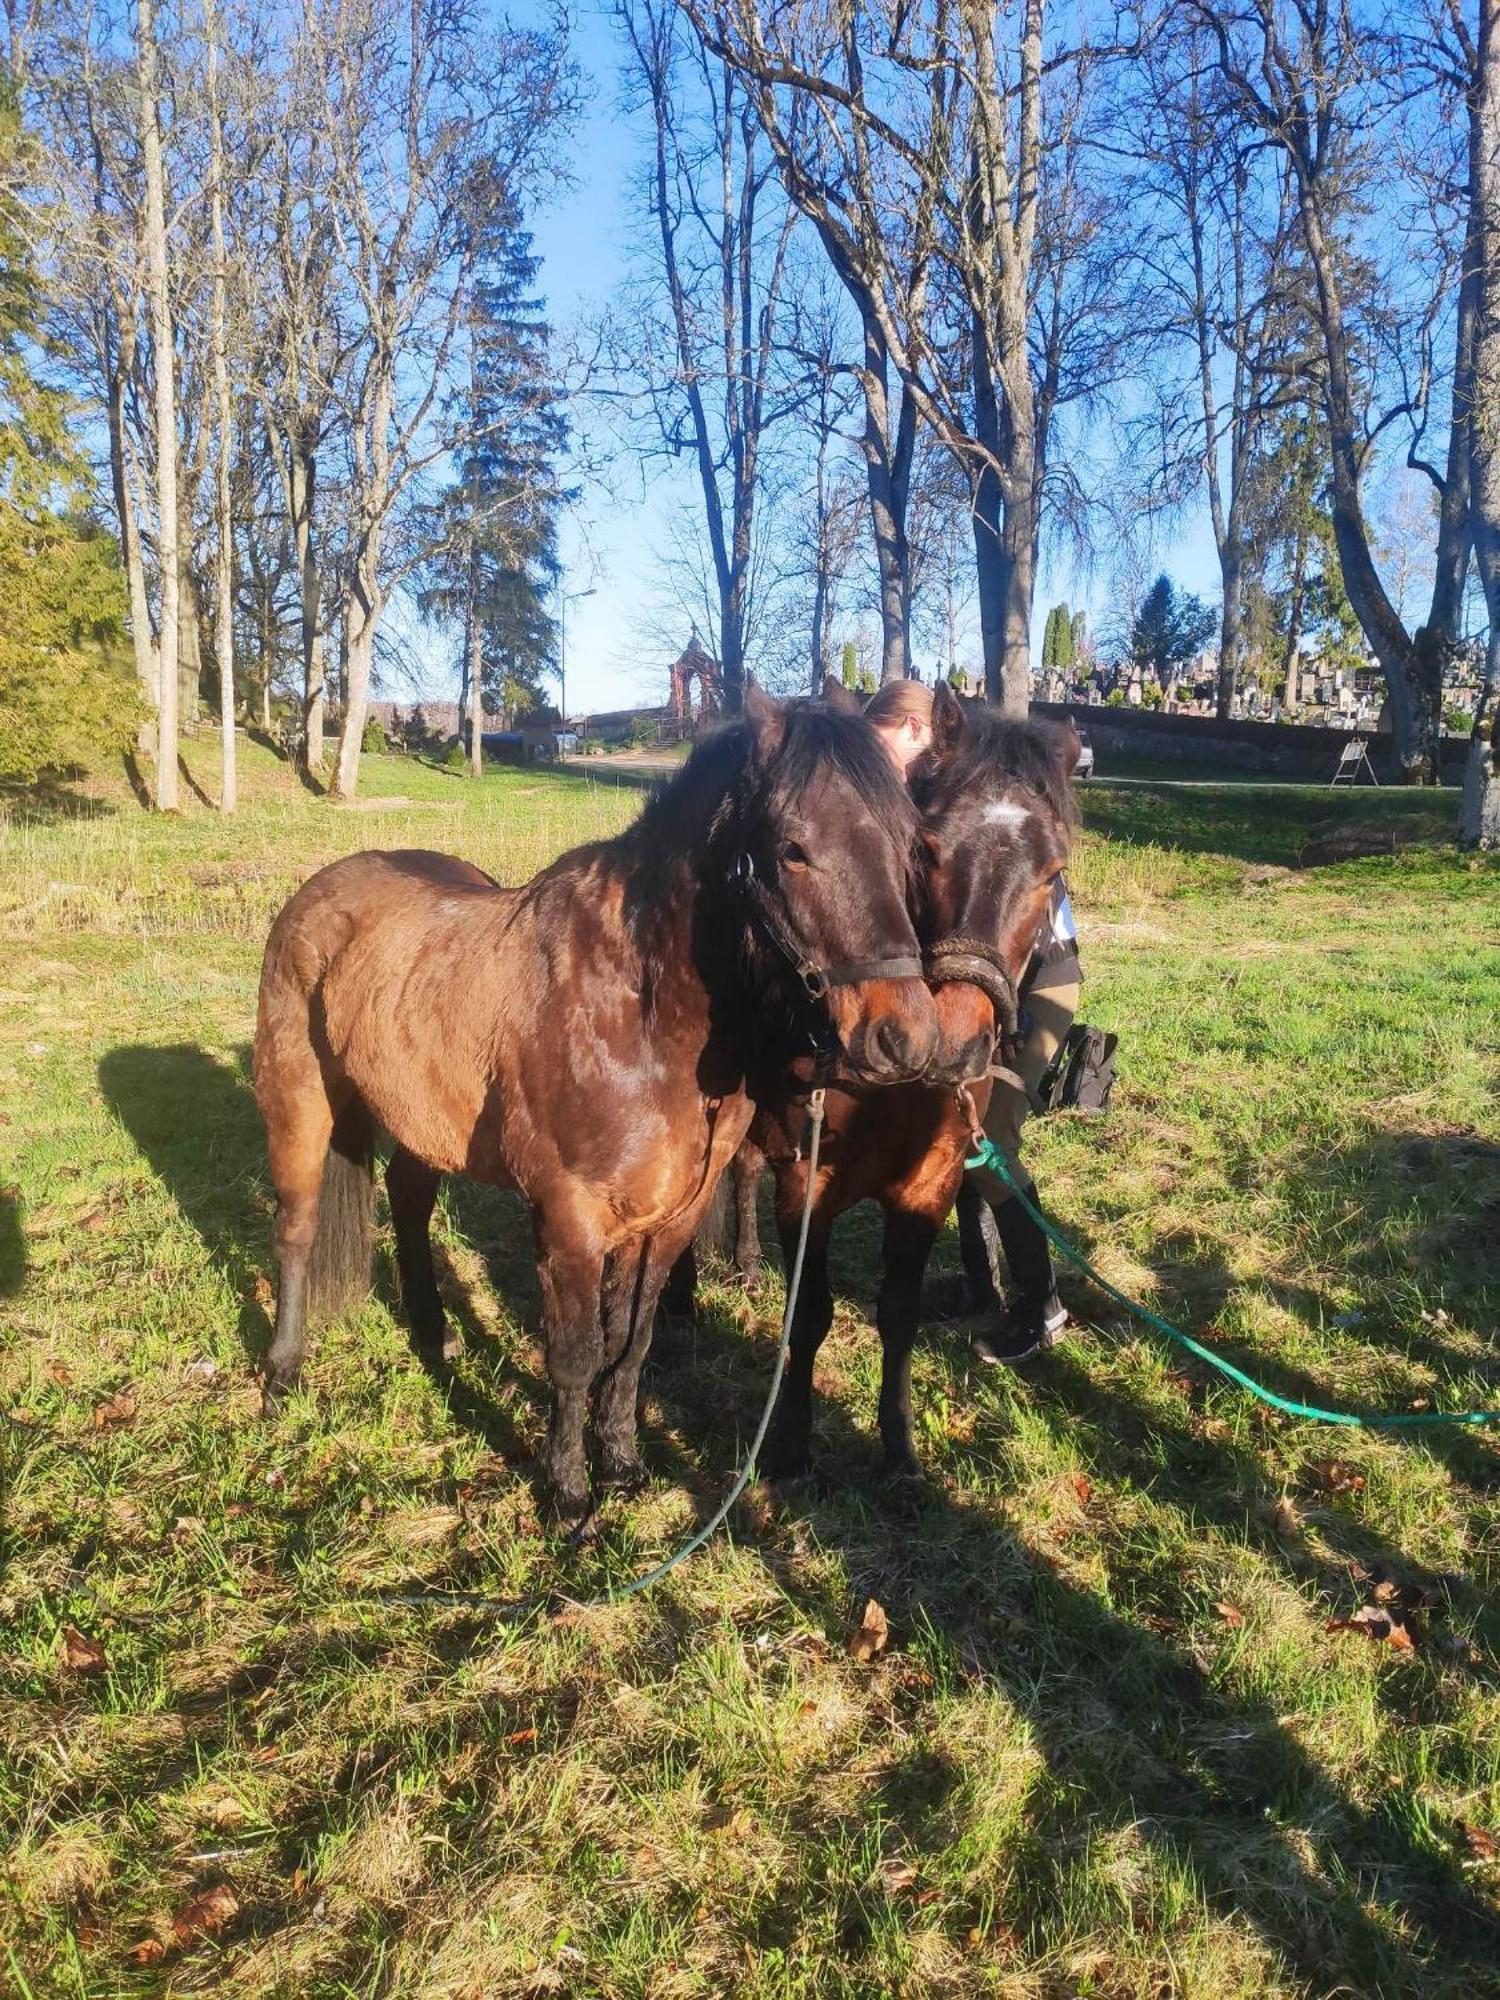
[2,733,1499,1999]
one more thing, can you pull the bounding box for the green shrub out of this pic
[361,715,387,754]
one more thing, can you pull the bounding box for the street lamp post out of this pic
[558,585,595,749]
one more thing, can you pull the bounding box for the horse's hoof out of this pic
[597,1455,650,1498]
[758,1439,812,1483]
[564,1506,601,1548]
[882,1450,926,1484]
[260,1374,294,1417]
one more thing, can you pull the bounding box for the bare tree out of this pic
[679,0,1135,709]
[136,0,179,809]
[202,0,235,809]
[1121,25,1315,716]
[1195,0,1474,779]
[307,0,571,798]
[1462,0,1500,846]
[613,0,799,706]
[251,16,349,775]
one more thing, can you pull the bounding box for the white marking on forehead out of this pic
[982,800,1031,830]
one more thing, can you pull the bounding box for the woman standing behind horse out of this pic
[253,687,938,1522]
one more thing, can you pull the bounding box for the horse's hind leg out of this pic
[386,1146,460,1367]
[731,1145,764,1286]
[595,1215,703,1492]
[260,1094,334,1410]
[875,1203,940,1478]
[594,1239,657,1494]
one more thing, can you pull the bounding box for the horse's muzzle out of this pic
[832,978,940,1083]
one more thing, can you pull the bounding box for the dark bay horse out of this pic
[253,688,939,1520]
[667,686,1080,1480]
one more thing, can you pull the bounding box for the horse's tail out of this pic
[307,1105,375,1322]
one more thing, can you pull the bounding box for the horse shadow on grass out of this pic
[636,1196,1500,1995]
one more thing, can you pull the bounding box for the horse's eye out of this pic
[780,840,811,871]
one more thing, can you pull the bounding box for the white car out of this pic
[1074,730,1095,780]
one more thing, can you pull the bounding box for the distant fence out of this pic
[1032,701,1471,783]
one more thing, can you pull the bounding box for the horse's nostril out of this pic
[869,1003,939,1078]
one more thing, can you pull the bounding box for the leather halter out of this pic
[729,851,924,1004]
[923,932,1020,1038]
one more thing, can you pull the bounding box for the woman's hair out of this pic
[864,680,935,729]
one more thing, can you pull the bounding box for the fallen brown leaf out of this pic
[46,1359,74,1387]
[875,1855,918,1895]
[1214,1600,1245,1629]
[1308,1459,1365,1496]
[171,1883,239,1943]
[61,1625,106,1674]
[1265,1494,1301,1535]
[505,1727,537,1747]
[1326,1603,1416,1651]
[91,1389,136,1430]
[1068,1472,1092,1505]
[126,1938,166,1966]
[1458,1821,1498,1862]
[847,1597,890,1664]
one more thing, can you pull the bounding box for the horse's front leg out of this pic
[760,1164,835,1480]
[534,1199,609,1525]
[875,1203,941,1477]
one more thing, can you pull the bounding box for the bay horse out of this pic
[665,685,1079,1480]
[253,687,940,1521]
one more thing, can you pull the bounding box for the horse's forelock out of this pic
[910,708,1078,835]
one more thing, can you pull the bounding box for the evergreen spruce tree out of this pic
[0,88,133,785]
[840,640,858,689]
[426,196,569,756]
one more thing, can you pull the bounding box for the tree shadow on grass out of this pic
[98,1042,273,1368]
[1080,777,1453,870]
[654,1253,1500,1995]
[0,771,118,825]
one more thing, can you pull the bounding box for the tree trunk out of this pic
[178,560,202,734]
[464,539,483,777]
[283,440,325,773]
[106,347,158,749]
[998,466,1036,716]
[137,0,178,811]
[1462,0,1500,847]
[1217,547,1243,720]
[206,0,235,812]
[859,314,912,684]
[334,573,380,800]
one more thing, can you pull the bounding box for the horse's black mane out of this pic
[909,705,1078,829]
[624,699,916,872]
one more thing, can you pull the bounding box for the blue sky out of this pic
[513,4,1227,717]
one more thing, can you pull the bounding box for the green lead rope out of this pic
[964,1134,1500,1431]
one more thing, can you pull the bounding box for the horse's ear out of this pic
[929,679,967,758]
[1049,721,1082,789]
[742,678,786,759]
[821,675,861,715]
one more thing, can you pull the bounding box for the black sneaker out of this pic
[971,1293,1069,1366]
